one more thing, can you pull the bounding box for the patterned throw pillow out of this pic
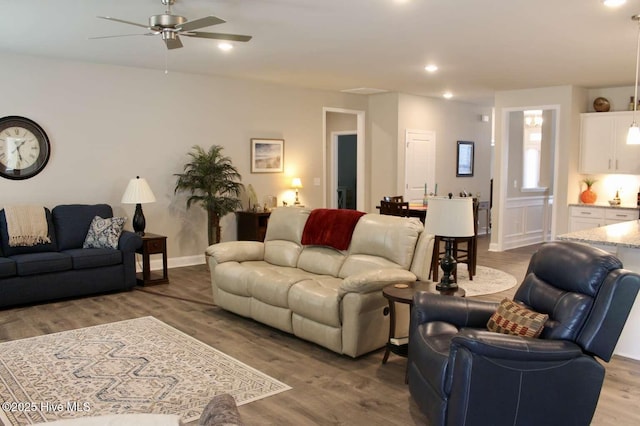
[487,298,549,338]
[83,216,126,249]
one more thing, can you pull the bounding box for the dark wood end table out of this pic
[382,281,465,381]
[136,232,169,286]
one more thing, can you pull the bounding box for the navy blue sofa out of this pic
[0,204,142,309]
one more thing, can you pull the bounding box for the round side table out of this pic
[382,281,465,382]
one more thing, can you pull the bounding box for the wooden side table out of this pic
[136,232,169,286]
[236,211,271,242]
[382,281,465,381]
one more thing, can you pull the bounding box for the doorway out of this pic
[494,106,559,251]
[335,133,357,209]
[323,108,366,210]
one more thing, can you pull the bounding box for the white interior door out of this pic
[405,130,436,203]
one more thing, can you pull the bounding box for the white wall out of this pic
[397,94,493,201]
[367,92,492,211]
[493,85,587,251]
[0,53,367,264]
[368,92,400,211]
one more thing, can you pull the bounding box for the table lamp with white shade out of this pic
[424,195,475,291]
[291,177,303,206]
[121,176,156,235]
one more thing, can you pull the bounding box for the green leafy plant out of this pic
[582,177,597,188]
[174,145,244,245]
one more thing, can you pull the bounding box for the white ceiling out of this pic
[2,0,639,104]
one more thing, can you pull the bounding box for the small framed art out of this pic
[456,141,474,177]
[251,139,284,173]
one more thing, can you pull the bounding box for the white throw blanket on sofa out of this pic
[4,205,51,247]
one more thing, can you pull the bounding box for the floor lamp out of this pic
[424,195,475,291]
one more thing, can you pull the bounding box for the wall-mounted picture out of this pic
[456,141,474,177]
[251,138,284,173]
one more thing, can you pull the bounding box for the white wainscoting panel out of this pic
[502,196,553,250]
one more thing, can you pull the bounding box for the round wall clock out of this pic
[0,116,50,180]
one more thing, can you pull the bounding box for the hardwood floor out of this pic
[0,235,638,425]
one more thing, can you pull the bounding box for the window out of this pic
[522,110,545,191]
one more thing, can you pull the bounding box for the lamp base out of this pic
[132,203,146,236]
[436,238,458,291]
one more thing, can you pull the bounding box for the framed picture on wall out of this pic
[456,141,474,177]
[251,139,284,173]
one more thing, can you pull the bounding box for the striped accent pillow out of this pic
[487,299,549,338]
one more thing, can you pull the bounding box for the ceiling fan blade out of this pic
[179,16,226,32]
[164,36,183,50]
[183,31,252,42]
[89,33,155,40]
[97,16,151,30]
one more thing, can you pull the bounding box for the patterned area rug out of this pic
[440,265,518,297]
[0,317,290,425]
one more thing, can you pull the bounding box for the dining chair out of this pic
[382,195,404,202]
[380,200,410,217]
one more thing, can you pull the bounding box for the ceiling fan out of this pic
[91,0,252,50]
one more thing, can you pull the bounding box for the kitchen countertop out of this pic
[558,220,640,249]
[568,203,639,210]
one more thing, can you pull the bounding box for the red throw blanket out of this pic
[301,208,366,251]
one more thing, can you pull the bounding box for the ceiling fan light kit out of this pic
[93,0,252,50]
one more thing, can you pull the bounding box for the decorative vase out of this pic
[580,187,597,204]
[593,97,611,112]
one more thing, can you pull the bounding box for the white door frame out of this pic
[494,105,560,252]
[323,107,366,211]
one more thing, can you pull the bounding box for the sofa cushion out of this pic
[10,252,72,276]
[63,248,123,269]
[339,214,422,278]
[297,246,346,277]
[0,208,58,256]
[0,257,16,278]
[53,204,113,250]
[263,207,310,267]
[250,266,315,308]
[215,261,271,297]
[83,216,126,249]
[289,277,343,327]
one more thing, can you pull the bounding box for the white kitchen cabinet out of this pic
[580,112,640,174]
[605,208,638,225]
[569,206,604,232]
[569,205,639,232]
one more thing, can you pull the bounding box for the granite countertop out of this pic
[558,220,640,249]
[568,203,639,210]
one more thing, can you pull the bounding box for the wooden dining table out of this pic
[376,203,427,223]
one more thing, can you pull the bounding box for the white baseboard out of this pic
[135,254,205,273]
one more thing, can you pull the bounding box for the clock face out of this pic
[0,116,50,180]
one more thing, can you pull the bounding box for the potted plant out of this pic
[175,145,244,245]
[580,177,598,204]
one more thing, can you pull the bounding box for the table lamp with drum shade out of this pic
[291,177,303,206]
[121,176,156,235]
[424,195,475,291]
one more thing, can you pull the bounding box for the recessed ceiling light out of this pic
[602,0,626,7]
[424,64,438,73]
[218,42,233,51]
[443,92,453,99]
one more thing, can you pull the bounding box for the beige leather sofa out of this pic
[206,207,434,357]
